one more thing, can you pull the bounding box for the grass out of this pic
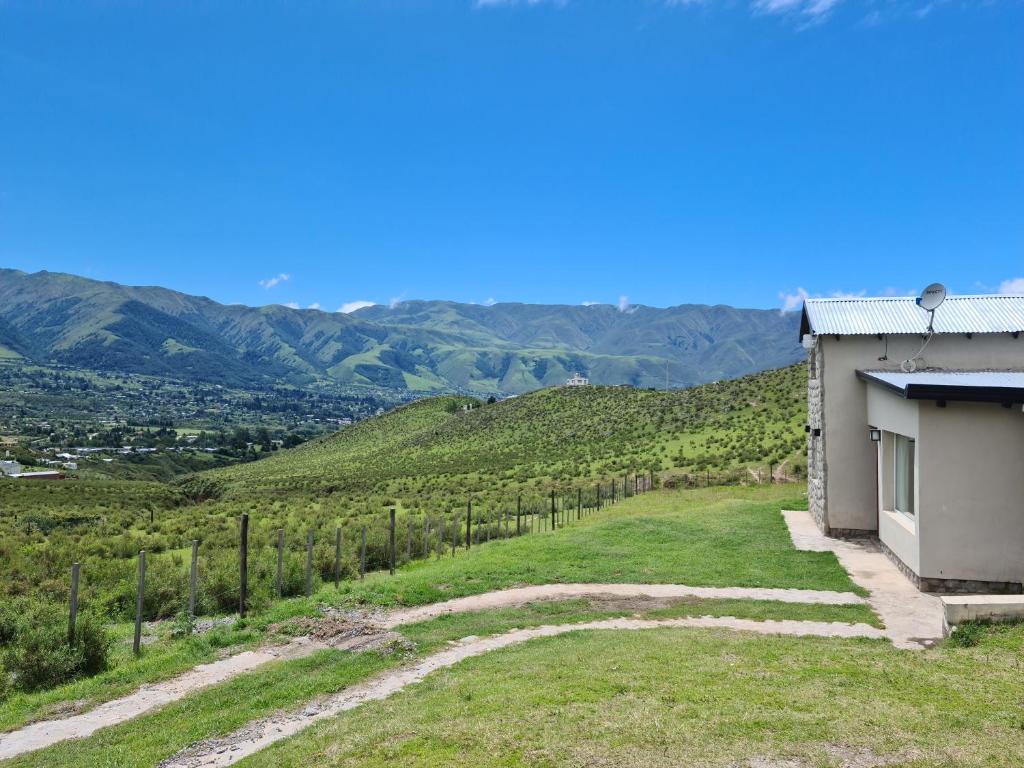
[0,621,260,733]
[0,594,887,768]
[239,625,1024,768]
[319,485,863,608]
[1,364,809,623]
[0,486,866,735]
[1,649,400,768]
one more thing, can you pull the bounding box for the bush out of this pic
[947,621,985,648]
[0,663,10,703]
[3,604,110,692]
[0,602,20,645]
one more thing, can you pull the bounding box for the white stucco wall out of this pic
[917,402,1024,584]
[866,388,920,573]
[817,333,1024,533]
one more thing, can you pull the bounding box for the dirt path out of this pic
[384,582,867,628]
[0,582,868,761]
[781,510,945,649]
[159,616,886,768]
[0,619,399,762]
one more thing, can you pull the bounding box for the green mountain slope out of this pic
[0,268,802,393]
[212,363,808,507]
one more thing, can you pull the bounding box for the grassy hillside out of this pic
[0,364,806,638]
[212,362,807,502]
[0,269,803,394]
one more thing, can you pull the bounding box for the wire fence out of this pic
[61,466,800,651]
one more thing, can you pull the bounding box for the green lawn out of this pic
[0,594,887,768]
[240,625,1024,768]
[320,484,863,608]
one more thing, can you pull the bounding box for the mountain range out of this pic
[0,269,802,394]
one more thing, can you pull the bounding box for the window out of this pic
[894,434,915,516]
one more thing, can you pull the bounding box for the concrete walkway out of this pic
[158,616,886,768]
[782,510,945,649]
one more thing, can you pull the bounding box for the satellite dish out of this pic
[917,283,946,312]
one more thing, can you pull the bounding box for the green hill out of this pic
[0,268,802,394]
[0,364,807,613]
[213,362,808,505]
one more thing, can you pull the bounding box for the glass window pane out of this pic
[894,435,915,515]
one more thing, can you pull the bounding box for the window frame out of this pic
[892,433,916,517]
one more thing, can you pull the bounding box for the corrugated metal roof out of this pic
[857,369,1024,402]
[800,295,1024,337]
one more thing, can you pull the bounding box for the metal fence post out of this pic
[133,550,146,655]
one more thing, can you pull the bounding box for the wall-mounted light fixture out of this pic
[868,428,881,442]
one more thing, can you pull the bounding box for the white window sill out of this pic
[882,508,916,535]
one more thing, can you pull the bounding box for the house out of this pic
[0,460,22,477]
[801,293,1024,593]
[566,372,589,387]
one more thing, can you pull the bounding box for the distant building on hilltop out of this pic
[566,372,589,387]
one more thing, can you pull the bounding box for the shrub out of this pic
[947,621,985,648]
[175,475,226,504]
[0,602,20,645]
[171,611,196,639]
[3,604,110,691]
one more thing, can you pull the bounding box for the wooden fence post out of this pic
[611,480,616,504]
[335,527,342,589]
[305,530,314,596]
[389,508,396,575]
[189,540,198,616]
[516,495,521,535]
[577,488,582,520]
[596,483,600,511]
[406,517,413,561]
[133,550,145,655]
[239,514,249,618]
[68,562,80,645]
[276,529,284,598]
[550,490,556,532]
[438,516,444,560]
[424,518,430,557]
[466,501,472,550]
[360,525,366,580]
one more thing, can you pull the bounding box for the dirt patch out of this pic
[38,699,91,722]
[583,594,680,613]
[268,613,407,653]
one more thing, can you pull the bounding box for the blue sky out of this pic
[1,1,1021,313]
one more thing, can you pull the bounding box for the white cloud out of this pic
[999,278,1024,295]
[338,300,376,314]
[779,287,867,314]
[258,273,290,290]
[283,301,300,309]
[483,297,497,307]
[779,287,810,313]
[753,0,842,20]
[617,295,631,313]
[308,302,321,310]
[581,301,599,306]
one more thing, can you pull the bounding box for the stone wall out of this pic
[806,341,828,533]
